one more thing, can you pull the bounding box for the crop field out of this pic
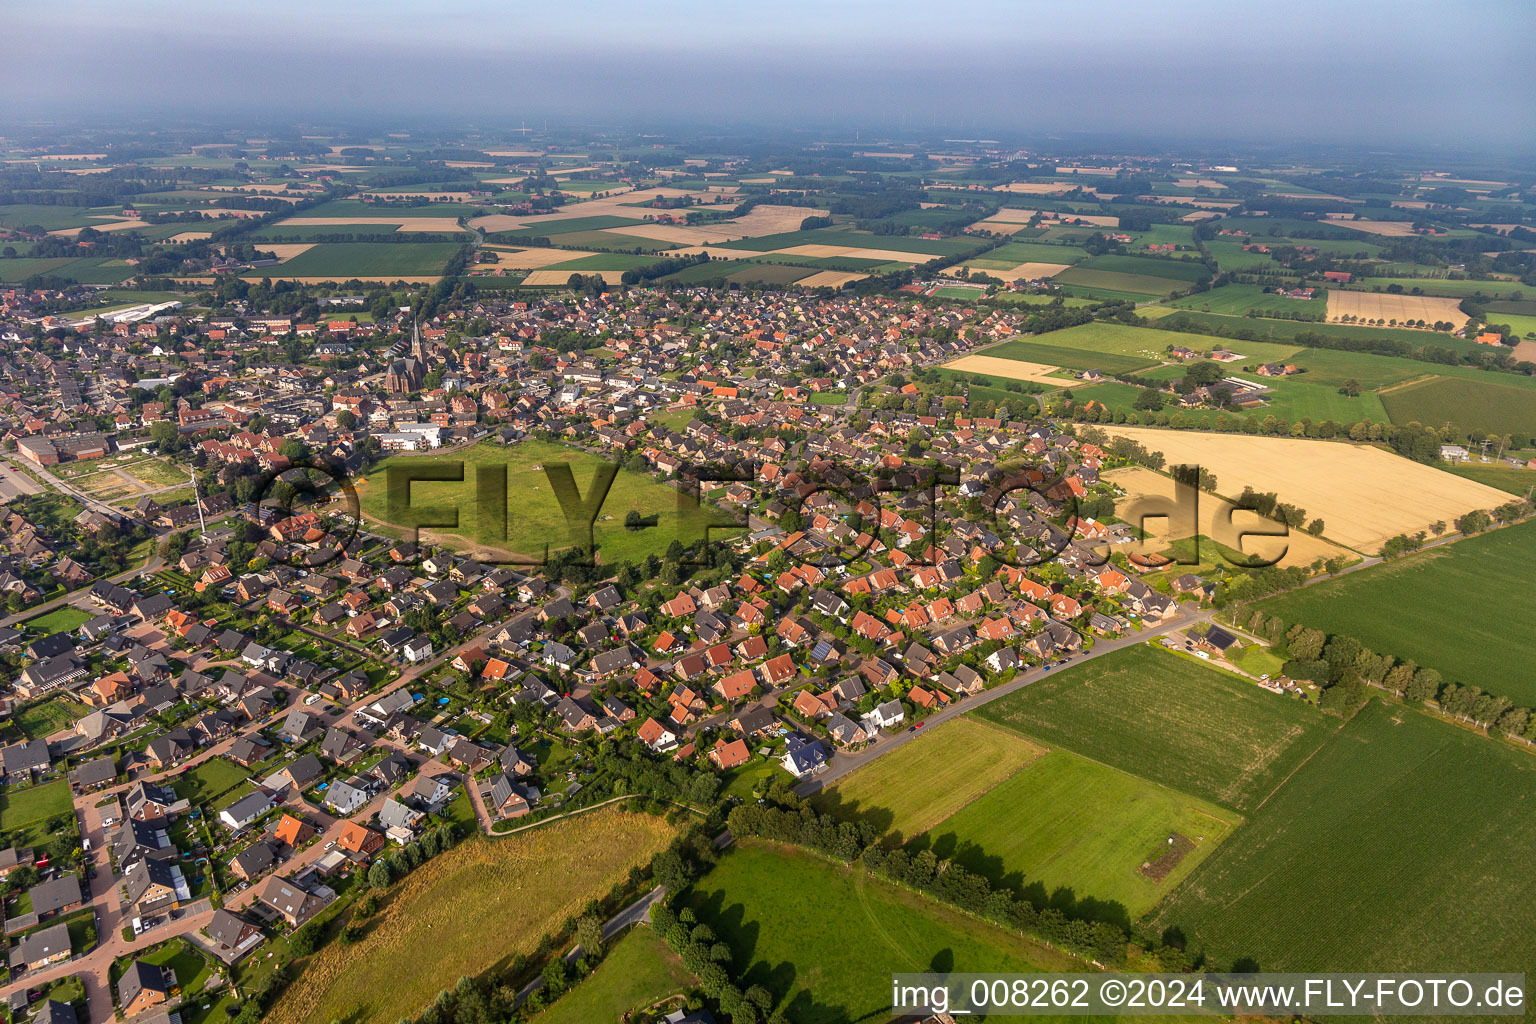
[1029,322,1234,360]
[1158,310,1465,351]
[931,750,1241,920]
[266,808,677,1024]
[1253,519,1536,704]
[984,241,1089,264]
[1150,700,1536,978]
[717,227,975,256]
[984,339,1159,375]
[1054,268,1185,298]
[978,644,1335,812]
[240,241,460,278]
[1325,290,1467,326]
[1104,466,1351,570]
[687,843,1083,1024]
[530,927,693,1024]
[940,355,1068,387]
[1380,375,1536,437]
[355,439,741,565]
[725,263,816,286]
[0,257,79,281]
[1077,254,1212,283]
[814,718,1045,841]
[1171,283,1326,317]
[1342,277,1528,299]
[1095,425,1511,553]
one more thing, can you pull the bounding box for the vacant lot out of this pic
[940,355,1067,386]
[0,779,73,834]
[530,926,693,1024]
[814,718,1044,841]
[1151,701,1536,978]
[688,843,1082,1024]
[1095,425,1510,553]
[932,750,1241,921]
[979,644,1334,812]
[1254,519,1536,704]
[1326,290,1467,326]
[1105,466,1350,569]
[267,808,676,1024]
[355,439,740,565]
[1380,375,1536,437]
[24,605,94,635]
[16,698,88,741]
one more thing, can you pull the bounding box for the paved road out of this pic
[794,599,1211,794]
[511,885,667,1008]
[0,459,45,502]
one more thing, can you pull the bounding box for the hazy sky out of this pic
[7,0,1532,149]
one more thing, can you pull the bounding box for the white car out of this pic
[324,841,336,851]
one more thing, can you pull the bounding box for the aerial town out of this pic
[2,2,1535,1022]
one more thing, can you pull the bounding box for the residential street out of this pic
[0,585,567,1024]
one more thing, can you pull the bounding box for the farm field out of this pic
[1443,461,1536,494]
[984,339,1158,375]
[931,750,1241,921]
[1171,283,1326,317]
[983,240,1088,264]
[1252,519,1536,704]
[354,439,741,565]
[813,717,1045,841]
[265,808,677,1024]
[687,842,1085,1024]
[1380,375,1536,437]
[1325,290,1467,326]
[1078,254,1211,283]
[978,644,1335,812]
[1341,277,1528,299]
[1244,377,1391,425]
[239,241,460,278]
[1150,700,1536,978]
[940,355,1067,387]
[529,926,694,1024]
[1054,268,1184,299]
[1104,466,1352,569]
[1095,425,1511,553]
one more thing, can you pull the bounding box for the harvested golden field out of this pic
[795,269,868,289]
[996,182,1071,194]
[49,219,149,236]
[1325,290,1466,325]
[1097,426,1510,553]
[774,243,940,264]
[941,354,1067,386]
[523,268,625,285]
[265,807,677,1024]
[1104,466,1350,569]
[259,243,316,261]
[488,247,598,269]
[670,245,755,260]
[1326,218,1419,236]
[599,204,823,246]
[978,207,1039,222]
[168,231,212,243]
